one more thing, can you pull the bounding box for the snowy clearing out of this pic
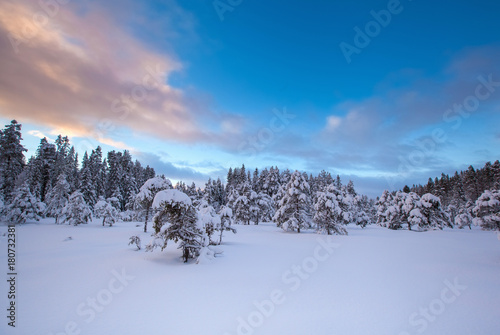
[0,220,499,335]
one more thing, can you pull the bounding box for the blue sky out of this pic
[1,0,500,197]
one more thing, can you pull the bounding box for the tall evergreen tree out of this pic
[5,182,44,224]
[79,152,97,208]
[273,170,312,233]
[313,184,348,235]
[0,120,27,200]
[45,174,71,223]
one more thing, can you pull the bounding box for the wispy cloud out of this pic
[27,130,53,142]
[135,151,211,186]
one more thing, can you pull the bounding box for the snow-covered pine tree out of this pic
[44,174,71,223]
[492,160,500,190]
[119,150,138,211]
[148,189,202,263]
[89,146,106,199]
[52,135,71,182]
[5,182,44,224]
[455,205,474,229]
[315,170,334,194]
[346,180,356,197]
[186,182,199,202]
[401,192,422,230]
[203,177,215,206]
[376,190,393,227]
[105,151,123,199]
[408,193,452,231]
[31,137,57,202]
[94,199,119,226]
[135,177,172,232]
[0,120,27,200]
[472,190,500,231]
[263,166,281,199]
[384,191,415,230]
[273,170,312,233]
[280,169,292,187]
[233,183,252,225]
[66,146,79,192]
[252,168,260,193]
[197,200,220,244]
[313,186,348,235]
[249,191,274,225]
[353,194,373,228]
[216,205,236,245]
[463,165,480,202]
[79,152,97,208]
[61,191,92,225]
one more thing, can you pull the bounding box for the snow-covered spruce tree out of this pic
[472,190,500,231]
[94,199,119,226]
[44,174,70,224]
[401,192,422,230]
[147,189,202,263]
[135,177,172,232]
[232,183,252,225]
[61,191,92,225]
[5,182,44,224]
[197,200,220,245]
[273,170,312,233]
[408,193,452,231]
[0,120,27,200]
[79,152,97,208]
[455,200,474,229]
[30,137,57,202]
[353,195,372,228]
[313,187,347,235]
[216,205,236,245]
[327,184,355,226]
[376,190,393,227]
[249,191,274,225]
[263,166,281,199]
[385,192,412,230]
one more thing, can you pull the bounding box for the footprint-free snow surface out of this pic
[1,220,499,335]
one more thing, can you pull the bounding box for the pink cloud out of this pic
[0,0,238,150]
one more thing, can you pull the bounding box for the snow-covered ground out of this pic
[1,220,499,335]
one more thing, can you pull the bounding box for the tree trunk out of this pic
[144,208,149,233]
[102,217,105,226]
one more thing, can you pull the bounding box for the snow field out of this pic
[0,220,499,335]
